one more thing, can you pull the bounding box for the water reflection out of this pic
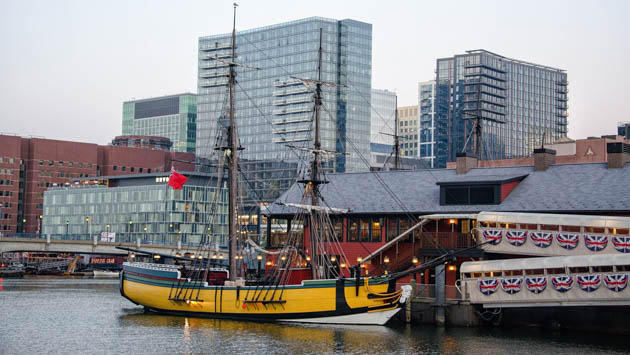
[119,311,400,354]
[1,279,629,354]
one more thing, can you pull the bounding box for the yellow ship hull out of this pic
[120,262,403,325]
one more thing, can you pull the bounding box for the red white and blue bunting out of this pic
[612,236,630,253]
[500,277,523,294]
[584,235,608,252]
[551,275,574,292]
[525,276,547,294]
[531,232,553,248]
[482,230,502,245]
[556,233,579,250]
[603,273,629,292]
[505,231,527,247]
[576,274,601,292]
[479,279,499,295]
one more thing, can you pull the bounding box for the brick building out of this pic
[0,135,194,234]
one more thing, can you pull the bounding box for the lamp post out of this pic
[85,217,90,239]
[129,219,133,242]
[22,218,26,234]
[257,254,262,278]
[106,224,111,242]
[66,220,69,236]
[38,215,43,236]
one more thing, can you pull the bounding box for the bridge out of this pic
[0,233,227,258]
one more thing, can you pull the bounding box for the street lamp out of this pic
[129,219,133,242]
[85,217,90,239]
[66,220,69,236]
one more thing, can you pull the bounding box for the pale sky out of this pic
[1,0,628,145]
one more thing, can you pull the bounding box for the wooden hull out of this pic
[120,262,402,325]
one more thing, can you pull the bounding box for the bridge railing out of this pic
[0,233,225,249]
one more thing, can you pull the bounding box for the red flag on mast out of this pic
[168,167,188,189]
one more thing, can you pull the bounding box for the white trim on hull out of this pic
[278,308,401,325]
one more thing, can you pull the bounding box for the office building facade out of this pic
[197,17,372,202]
[370,89,396,170]
[0,135,194,234]
[418,80,436,168]
[122,94,197,153]
[435,50,568,168]
[42,173,228,246]
[397,105,419,158]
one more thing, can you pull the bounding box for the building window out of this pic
[139,168,143,173]
[122,166,126,172]
[78,163,83,168]
[130,167,135,172]
[69,162,73,167]
[59,161,63,167]
[441,185,499,205]
[39,160,44,166]
[48,161,54,166]
[113,166,117,171]
[348,220,359,242]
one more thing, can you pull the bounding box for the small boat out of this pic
[120,6,411,325]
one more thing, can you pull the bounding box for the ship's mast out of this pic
[308,28,324,279]
[227,3,239,281]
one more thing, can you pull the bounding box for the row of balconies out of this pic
[272,124,311,134]
[199,71,229,79]
[199,79,229,88]
[272,134,310,143]
[464,77,507,90]
[272,105,312,116]
[200,52,232,60]
[272,95,313,106]
[272,87,310,97]
[199,42,233,51]
[272,79,303,87]
[272,115,311,125]
[199,62,229,70]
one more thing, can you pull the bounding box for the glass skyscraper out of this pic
[435,50,568,168]
[197,17,372,202]
[122,94,197,153]
[418,80,436,168]
[370,89,396,169]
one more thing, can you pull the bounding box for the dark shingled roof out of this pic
[268,163,630,216]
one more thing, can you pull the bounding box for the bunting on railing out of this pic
[482,230,502,245]
[612,236,630,253]
[525,276,547,294]
[603,273,629,292]
[500,277,523,294]
[577,274,601,292]
[556,233,579,250]
[479,279,499,295]
[551,275,574,292]
[531,232,553,248]
[505,231,527,247]
[584,235,608,252]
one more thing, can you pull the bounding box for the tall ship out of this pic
[119,6,411,325]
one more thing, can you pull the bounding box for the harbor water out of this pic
[0,278,628,355]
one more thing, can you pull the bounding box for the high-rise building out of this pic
[397,105,419,158]
[435,49,568,168]
[418,80,436,168]
[122,94,197,153]
[197,17,372,202]
[619,122,630,139]
[370,89,396,170]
